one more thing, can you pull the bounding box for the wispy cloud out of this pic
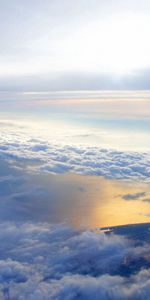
[122,192,146,201]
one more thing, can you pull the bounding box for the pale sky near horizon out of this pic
[0,0,150,91]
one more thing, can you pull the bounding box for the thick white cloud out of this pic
[0,222,149,299]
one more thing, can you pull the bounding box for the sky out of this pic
[1,0,150,91]
[1,2,150,298]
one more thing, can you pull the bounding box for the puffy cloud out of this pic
[38,271,150,300]
[0,121,150,181]
[0,222,149,299]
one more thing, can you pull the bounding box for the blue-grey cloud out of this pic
[0,222,149,299]
[1,69,150,92]
[122,192,146,201]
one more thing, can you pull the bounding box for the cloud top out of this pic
[0,121,150,181]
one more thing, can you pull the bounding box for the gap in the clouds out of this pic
[1,159,150,229]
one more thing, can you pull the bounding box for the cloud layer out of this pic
[0,121,150,181]
[0,222,149,299]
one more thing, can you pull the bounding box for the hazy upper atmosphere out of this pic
[1,0,150,91]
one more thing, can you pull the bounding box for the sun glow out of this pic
[0,13,149,77]
[58,14,150,75]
